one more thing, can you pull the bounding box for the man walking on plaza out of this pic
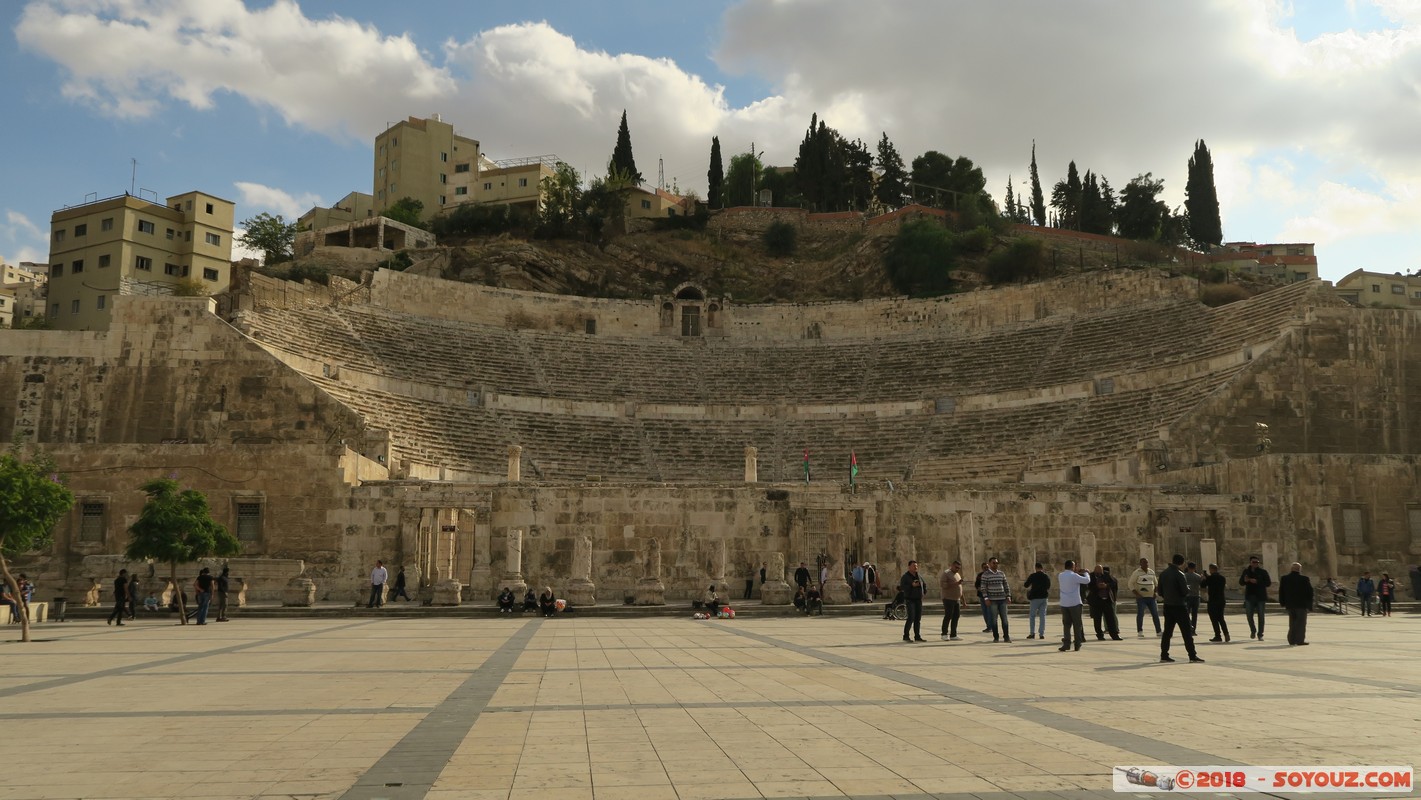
[215,564,231,622]
[939,559,964,640]
[107,568,129,627]
[851,562,866,602]
[1279,562,1314,645]
[1128,557,1161,637]
[1203,563,1231,642]
[1024,563,1050,640]
[1057,560,1092,651]
[1089,565,1122,640]
[1184,561,1203,633]
[981,557,1012,642]
[1240,555,1271,640]
[900,560,926,642]
[1356,570,1375,617]
[368,559,388,608]
[1158,554,1203,663]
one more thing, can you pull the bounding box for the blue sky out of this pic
[5,0,1421,282]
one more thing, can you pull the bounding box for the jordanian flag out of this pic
[803,449,811,483]
[849,451,859,487]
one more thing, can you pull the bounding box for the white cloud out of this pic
[233,182,322,221]
[5,210,43,240]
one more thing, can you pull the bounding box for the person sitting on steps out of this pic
[497,587,515,613]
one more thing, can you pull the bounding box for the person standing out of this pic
[215,565,231,622]
[1278,562,1313,645]
[1377,573,1396,616]
[1356,571,1375,616]
[1158,554,1203,663]
[368,559,388,609]
[744,564,756,600]
[1239,555,1271,640]
[819,562,830,591]
[939,560,964,640]
[1184,562,1203,634]
[1202,563,1231,643]
[107,569,128,627]
[1057,560,1092,651]
[1089,565,1122,640]
[851,562,866,602]
[981,557,1012,642]
[974,562,992,632]
[864,562,879,600]
[900,560,926,642]
[759,562,768,595]
[794,562,811,592]
[1024,563,1051,640]
[1127,557,1161,637]
[193,567,215,625]
[389,567,412,602]
[126,573,139,620]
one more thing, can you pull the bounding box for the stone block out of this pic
[282,577,316,607]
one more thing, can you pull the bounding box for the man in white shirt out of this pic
[1127,557,1161,637]
[1057,560,1092,651]
[368,560,389,609]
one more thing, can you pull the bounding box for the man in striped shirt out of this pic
[982,557,1012,643]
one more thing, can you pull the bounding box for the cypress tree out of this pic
[610,110,642,187]
[707,137,724,209]
[1029,141,1046,226]
[1004,176,1017,221]
[1185,139,1222,247]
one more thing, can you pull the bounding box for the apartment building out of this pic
[296,191,375,232]
[471,154,556,211]
[0,262,48,327]
[1211,241,1318,283]
[1333,269,1421,308]
[373,116,480,220]
[46,191,234,330]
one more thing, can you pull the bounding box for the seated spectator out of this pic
[143,593,160,612]
[538,587,557,617]
[806,586,823,615]
[703,584,723,615]
[522,589,538,612]
[497,587,515,613]
[793,586,807,612]
[2,584,17,623]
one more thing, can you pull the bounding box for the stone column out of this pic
[565,535,596,606]
[1261,541,1279,585]
[892,534,916,581]
[1079,532,1097,571]
[433,514,464,606]
[1139,541,1155,568]
[821,531,852,604]
[498,528,528,597]
[635,538,666,605]
[283,576,316,607]
[760,551,792,605]
[709,538,729,597]
[744,446,758,483]
[471,524,493,599]
[1199,538,1218,570]
[507,445,523,482]
[1314,507,1338,579]
[955,511,977,575]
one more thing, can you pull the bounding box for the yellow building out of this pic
[625,186,691,220]
[1333,269,1421,308]
[0,263,47,327]
[471,155,557,211]
[46,191,234,330]
[373,116,480,220]
[296,191,375,232]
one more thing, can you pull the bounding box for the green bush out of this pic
[957,225,993,254]
[985,238,1046,284]
[377,250,414,272]
[284,262,330,285]
[763,220,798,257]
[884,218,957,296]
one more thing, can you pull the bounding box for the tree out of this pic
[0,448,75,643]
[1185,139,1223,247]
[1050,161,1083,230]
[1003,176,1018,222]
[609,110,643,187]
[1029,141,1047,226]
[707,137,724,210]
[125,478,239,625]
[724,152,763,208]
[1117,172,1170,240]
[1079,171,1115,235]
[763,220,797,257]
[909,151,987,213]
[382,197,426,229]
[538,162,582,237]
[874,132,910,211]
[236,212,296,265]
[883,218,957,296]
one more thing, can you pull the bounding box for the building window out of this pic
[440,152,448,162]
[166,228,176,240]
[99,254,111,268]
[641,199,652,209]
[205,203,214,214]
[101,217,113,231]
[1341,506,1366,547]
[454,186,468,196]
[54,229,65,242]
[138,220,155,234]
[74,223,87,237]
[96,295,106,310]
[1372,285,1381,293]
[235,501,262,541]
[136,256,152,271]
[483,182,492,190]
[1392,284,1404,294]
[71,260,83,274]
[203,267,220,281]
[164,263,182,276]
[79,502,105,542]
[50,303,59,316]
[518,178,528,187]
[205,232,221,246]
[185,231,192,242]
[455,163,470,173]
[50,264,62,277]
[70,299,80,314]
[439,173,447,184]
[439,195,446,205]
[1293,272,1307,282]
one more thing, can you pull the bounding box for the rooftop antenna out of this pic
[658,156,664,191]
[130,158,137,195]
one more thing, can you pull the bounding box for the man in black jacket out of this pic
[1089,565,1122,640]
[1202,563,1231,642]
[900,560,926,642]
[794,562,811,592]
[1158,554,1203,663]
[1239,556,1271,641]
[1278,562,1314,646]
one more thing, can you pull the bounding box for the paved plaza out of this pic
[0,611,1416,800]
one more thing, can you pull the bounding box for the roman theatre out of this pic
[4,267,1418,605]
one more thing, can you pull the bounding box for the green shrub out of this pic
[884,219,957,296]
[377,250,414,272]
[763,220,798,257]
[1200,283,1250,307]
[957,225,993,254]
[985,238,1046,284]
[284,262,330,285]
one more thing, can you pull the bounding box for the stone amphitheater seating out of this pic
[239,280,1325,483]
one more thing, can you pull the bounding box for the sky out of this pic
[4,0,1421,282]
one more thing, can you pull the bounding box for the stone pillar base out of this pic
[635,579,665,605]
[565,579,595,607]
[354,584,388,607]
[760,582,793,605]
[282,577,317,607]
[822,578,852,605]
[432,580,463,606]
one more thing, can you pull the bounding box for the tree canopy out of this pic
[707,137,724,210]
[794,114,874,212]
[382,197,426,229]
[126,478,238,623]
[610,110,643,187]
[1050,161,1083,230]
[724,152,763,208]
[883,218,957,297]
[236,212,296,265]
[874,132,910,211]
[1185,139,1223,247]
[909,151,987,212]
[1028,141,1047,226]
[1116,172,1169,241]
[0,448,75,642]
